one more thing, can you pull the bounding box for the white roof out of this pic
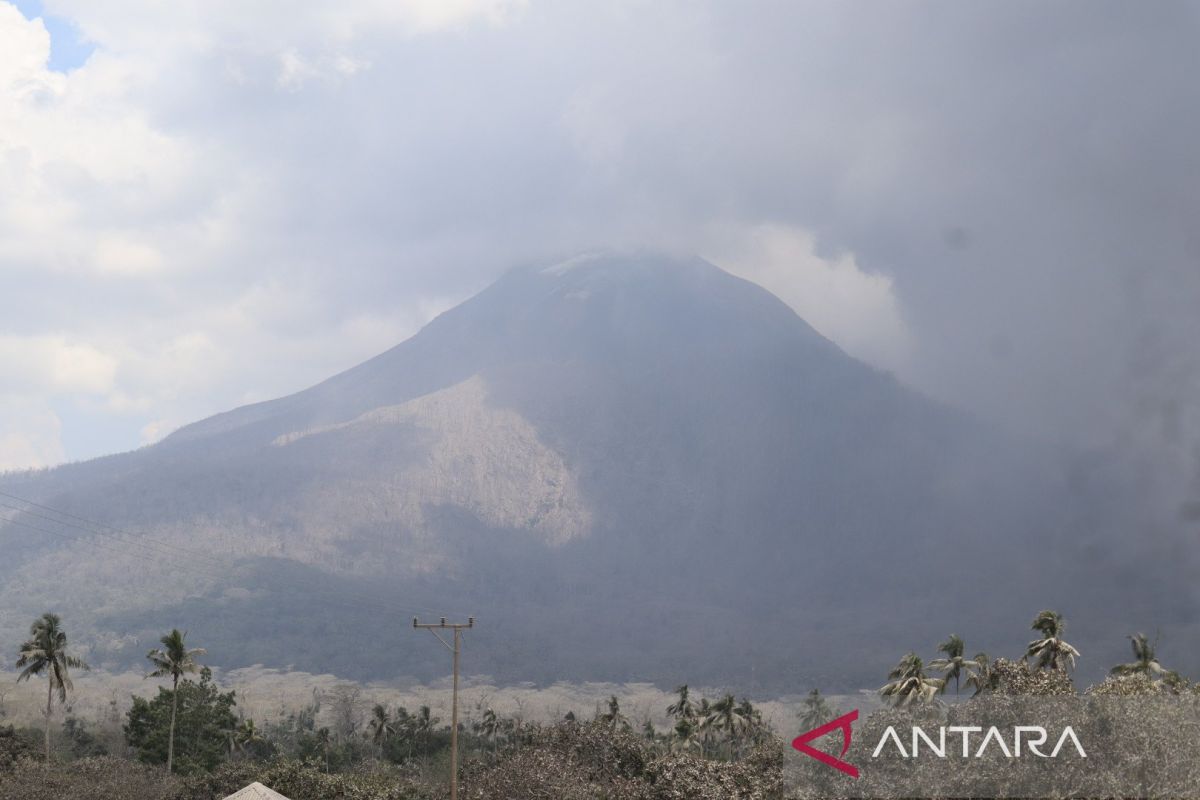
[222,783,293,800]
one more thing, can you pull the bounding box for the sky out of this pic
[0,1,1198,487]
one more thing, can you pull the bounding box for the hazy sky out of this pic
[1,1,1198,476]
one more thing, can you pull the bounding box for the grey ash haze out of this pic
[0,253,1193,690]
[1,1,1199,688]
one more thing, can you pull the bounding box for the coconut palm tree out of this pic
[599,695,629,732]
[315,727,332,772]
[671,716,702,754]
[667,684,696,723]
[1025,610,1080,672]
[1111,632,1173,680]
[702,694,749,759]
[964,652,993,696]
[929,634,969,694]
[412,705,438,758]
[880,652,944,707]
[367,704,396,754]
[145,629,206,773]
[15,612,90,762]
[736,698,769,748]
[695,697,714,757]
[798,689,837,731]
[232,718,263,757]
[478,707,501,756]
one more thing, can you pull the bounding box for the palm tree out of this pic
[232,718,263,757]
[599,695,629,732]
[671,716,702,754]
[1025,610,1080,672]
[929,634,969,694]
[1111,632,1173,681]
[879,652,944,707]
[964,652,993,696]
[412,705,438,758]
[696,697,714,757]
[16,612,90,762]
[478,707,501,756]
[667,684,696,723]
[702,694,749,759]
[145,629,206,773]
[798,689,837,731]
[737,698,769,748]
[367,704,395,754]
[391,706,414,759]
[315,727,332,772]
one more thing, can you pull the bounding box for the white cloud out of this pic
[0,0,1196,474]
[705,224,913,376]
[93,234,165,276]
[0,335,118,394]
[0,398,65,471]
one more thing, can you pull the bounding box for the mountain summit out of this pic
[0,253,1167,689]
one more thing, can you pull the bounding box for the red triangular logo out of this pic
[791,709,859,778]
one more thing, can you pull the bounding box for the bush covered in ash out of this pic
[987,657,1074,695]
[1085,671,1191,696]
[0,725,35,772]
[463,720,784,800]
[0,756,180,800]
[642,745,783,800]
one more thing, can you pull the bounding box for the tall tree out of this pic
[736,698,768,748]
[964,652,993,696]
[667,684,696,723]
[367,704,395,754]
[702,694,749,759]
[1025,610,1080,672]
[798,689,837,731]
[929,634,969,694]
[1111,632,1172,680]
[413,706,439,758]
[599,695,629,732]
[477,707,501,756]
[231,718,264,758]
[15,612,89,762]
[696,698,714,757]
[670,717,701,754]
[879,652,944,707]
[145,629,206,773]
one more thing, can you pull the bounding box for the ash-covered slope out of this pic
[0,253,1177,690]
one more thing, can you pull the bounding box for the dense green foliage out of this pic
[0,725,35,771]
[125,667,238,775]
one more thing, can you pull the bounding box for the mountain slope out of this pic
[0,253,1183,690]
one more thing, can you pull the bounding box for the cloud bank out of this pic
[0,1,1197,496]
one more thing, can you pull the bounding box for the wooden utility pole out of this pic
[413,616,474,800]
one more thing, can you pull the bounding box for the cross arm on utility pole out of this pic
[414,616,473,651]
[413,616,475,800]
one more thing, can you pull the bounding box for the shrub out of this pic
[0,756,179,800]
[462,721,784,800]
[0,725,36,772]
